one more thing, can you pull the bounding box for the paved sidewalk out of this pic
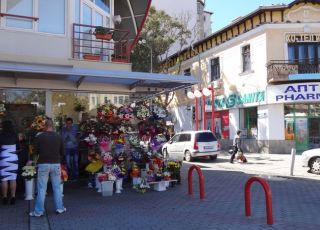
[1,153,320,230]
[189,152,320,181]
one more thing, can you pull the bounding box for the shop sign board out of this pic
[267,82,320,104]
[209,91,265,110]
[285,33,320,43]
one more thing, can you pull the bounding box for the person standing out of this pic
[29,118,66,217]
[62,117,79,180]
[230,130,242,164]
[0,120,20,205]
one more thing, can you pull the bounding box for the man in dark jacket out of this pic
[29,118,66,217]
[230,130,242,163]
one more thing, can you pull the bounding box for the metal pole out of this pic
[290,148,296,176]
[202,94,206,130]
[211,86,215,133]
[195,97,199,131]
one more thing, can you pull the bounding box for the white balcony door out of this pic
[80,0,112,59]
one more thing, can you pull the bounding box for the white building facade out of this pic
[165,0,320,154]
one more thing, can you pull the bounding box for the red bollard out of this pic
[244,176,273,225]
[188,165,205,200]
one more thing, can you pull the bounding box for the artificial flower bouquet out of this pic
[21,161,37,180]
[97,171,117,182]
[85,152,103,173]
[135,178,150,193]
[84,133,97,147]
[135,104,150,120]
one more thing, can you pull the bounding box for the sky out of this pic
[206,0,293,32]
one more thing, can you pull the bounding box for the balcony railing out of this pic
[267,59,320,82]
[72,23,130,63]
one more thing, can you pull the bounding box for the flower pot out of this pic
[101,181,114,196]
[25,179,34,200]
[83,54,101,61]
[95,33,112,40]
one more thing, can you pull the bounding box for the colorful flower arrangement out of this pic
[117,105,134,121]
[166,161,181,173]
[151,104,167,119]
[135,178,150,193]
[21,161,37,180]
[31,115,48,131]
[97,171,117,182]
[84,133,97,147]
[128,134,140,147]
[150,134,167,153]
[135,104,150,120]
[85,152,103,173]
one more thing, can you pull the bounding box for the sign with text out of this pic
[267,82,320,104]
[286,34,320,43]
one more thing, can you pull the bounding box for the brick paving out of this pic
[1,152,320,230]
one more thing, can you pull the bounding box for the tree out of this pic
[131,7,192,107]
[131,7,191,74]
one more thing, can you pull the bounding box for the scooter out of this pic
[228,146,248,163]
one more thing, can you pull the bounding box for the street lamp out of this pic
[187,86,215,132]
[138,39,153,73]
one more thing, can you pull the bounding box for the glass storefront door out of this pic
[309,118,320,149]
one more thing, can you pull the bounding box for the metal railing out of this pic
[72,23,130,63]
[267,59,320,82]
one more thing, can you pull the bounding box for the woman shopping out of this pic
[0,120,20,205]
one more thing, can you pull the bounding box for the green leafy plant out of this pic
[95,26,111,35]
[74,100,86,112]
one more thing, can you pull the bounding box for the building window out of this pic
[104,96,108,104]
[38,0,65,34]
[242,45,251,72]
[184,68,191,76]
[91,96,96,105]
[210,57,220,81]
[124,96,129,104]
[6,0,34,29]
[119,96,124,104]
[113,96,118,104]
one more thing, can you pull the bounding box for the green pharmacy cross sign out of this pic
[213,91,265,109]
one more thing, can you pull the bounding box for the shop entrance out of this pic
[308,118,320,149]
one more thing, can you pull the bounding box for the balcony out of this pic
[267,60,320,83]
[72,24,130,63]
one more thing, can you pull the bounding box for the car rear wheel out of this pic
[310,157,320,174]
[210,155,217,161]
[185,150,193,162]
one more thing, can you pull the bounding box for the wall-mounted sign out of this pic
[212,91,265,110]
[267,82,320,104]
[286,34,320,43]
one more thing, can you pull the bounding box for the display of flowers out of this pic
[135,104,150,120]
[128,134,140,147]
[151,104,167,119]
[102,152,113,166]
[21,161,37,180]
[117,105,134,121]
[163,171,171,180]
[98,137,111,153]
[135,178,150,193]
[150,134,167,152]
[85,152,103,173]
[31,115,48,131]
[97,171,116,182]
[84,133,97,147]
[166,161,181,173]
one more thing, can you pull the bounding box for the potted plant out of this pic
[94,26,113,40]
[83,53,101,61]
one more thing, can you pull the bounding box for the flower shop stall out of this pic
[82,101,182,195]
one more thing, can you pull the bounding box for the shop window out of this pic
[284,104,295,118]
[210,57,220,81]
[285,118,295,140]
[104,96,108,104]
[113,96,118,104]
[239,107,257,138]
[124,96,129,104]
[241,45,251,72]
[309,104,320,117]
[295,104,308,116]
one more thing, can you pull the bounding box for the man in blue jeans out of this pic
[62,117,79,180]
[29,119,66,217]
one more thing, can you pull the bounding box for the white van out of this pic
[162,130,220,162]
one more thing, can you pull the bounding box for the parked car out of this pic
[162,130,220,162]
[301,148,320,174]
